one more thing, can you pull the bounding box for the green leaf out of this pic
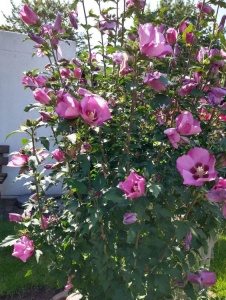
[21,138,29,146]
[6,129,27,140]
[64,178,88,194]
[102,188,124,203]
[173,220,190,240]
[151,94,170,109]
[127,228,137,244]
[24,103,42,112]
[39,137,50,150]
[92,173,106,190]
[214,1,226,8]
[77,155,91,175]
[125,81,138,92]
[35,249,43,263]
[25,269,32,277]
[0,235,19,247]
[148,183,162,198]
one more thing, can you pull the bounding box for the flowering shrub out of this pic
[1,0,226,298]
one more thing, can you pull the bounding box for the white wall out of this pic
[0,30,76,197]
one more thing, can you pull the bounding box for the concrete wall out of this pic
[0,30,76,197]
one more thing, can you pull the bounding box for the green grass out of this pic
[0,218,61,296]
[211,234,226,299]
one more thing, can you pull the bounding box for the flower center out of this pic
[86,110,98,122]
[131,182,139,192]
[190,163,209,180]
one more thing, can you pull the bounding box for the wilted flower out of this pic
[207,87,226,105]
[117,172,146,199]
[12,236,34,262]
[176,147,217,186]
[188,270,216,287]
[206,177,226,218]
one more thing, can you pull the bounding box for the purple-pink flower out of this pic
[175,111,201,135]
[80,89,111,126]
[178,72,201,97]
[123,212,137,225]
[185,231,192,251]
[143,72,167,92]
[65,275,75,291]
[52,149,65,162]
[206,177,226,218]
[166,28,178,45]
[7,153,28,167]
[117,172,146,199]
[56,91,81,119]
[68,10,78,29]
[197,2,214,15]
[19,4,39,25]
[138,23,172,58]
[12,236,34,262]
[73,68,82,78]
[126,0,145,9]
[186,32,195,45]
[164,111,201,148]
[207,87,226,105]
[176,147,217,186]
[33,88,52,105]
[9,213,23,223]
[188,270,216,287]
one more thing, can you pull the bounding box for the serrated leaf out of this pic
[64,178,88,194]
[102,188,124,203]
[39,137,50,150]
[151,94,170,109]
[148,183,162,198]
[0,235,19,247]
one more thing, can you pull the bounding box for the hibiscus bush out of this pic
[1,0,226,299]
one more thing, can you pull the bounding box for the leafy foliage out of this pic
[1,0,226,299]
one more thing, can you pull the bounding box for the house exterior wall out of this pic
[0,30,76,197]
